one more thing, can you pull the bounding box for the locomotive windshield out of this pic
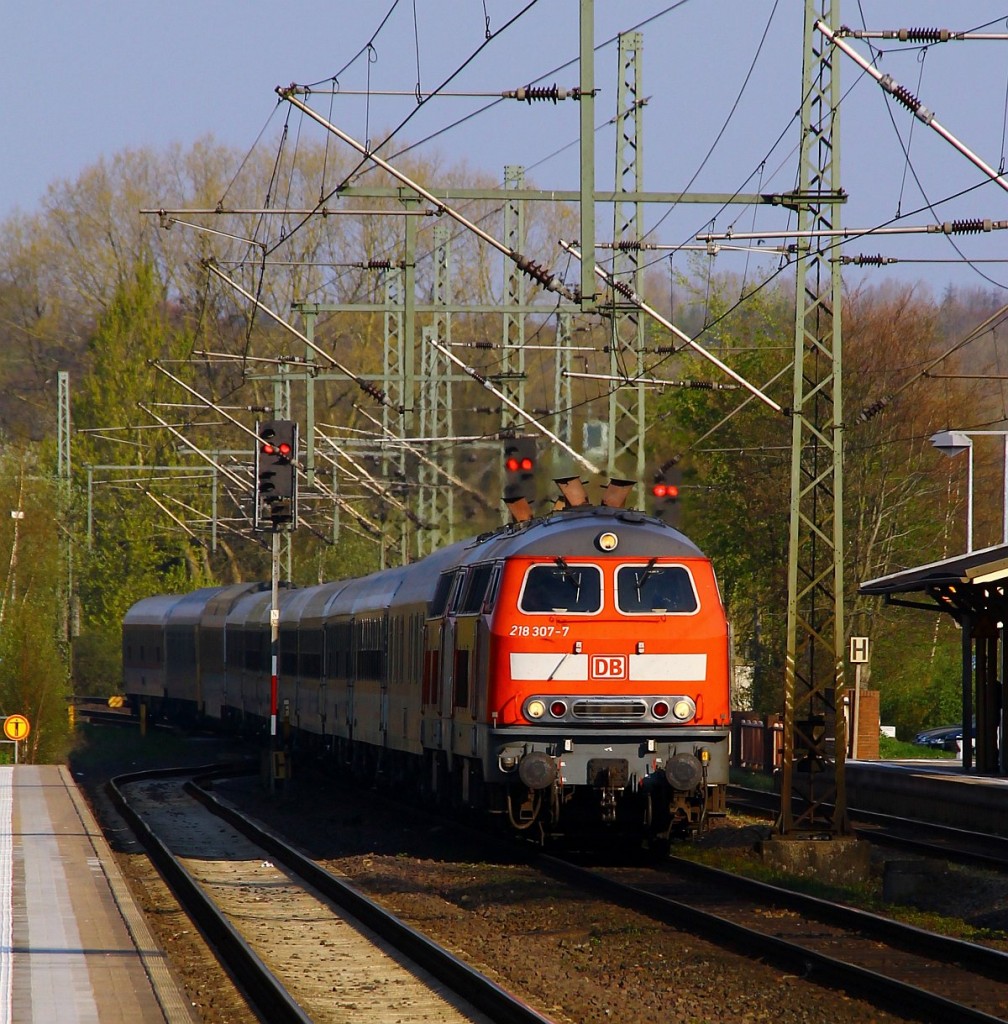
[520,563,601,613]
[616,563,698,614]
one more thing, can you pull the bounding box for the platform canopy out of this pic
[860,544,1008,774]
[859,544,1008,616]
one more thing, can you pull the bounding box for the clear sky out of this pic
[4,1,1008,294]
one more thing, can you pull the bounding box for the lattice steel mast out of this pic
[778,0,848,837]
[607,32,647,495]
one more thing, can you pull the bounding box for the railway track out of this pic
[108,766,553,1024]
[540,848,1008,1024]
[729,783,1008,872]
[224,766,1008,1024]
[110,758,1008,1023]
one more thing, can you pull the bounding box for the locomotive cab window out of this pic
[616,562,698,614]
[519,562,602,614]
[459,563,494,614]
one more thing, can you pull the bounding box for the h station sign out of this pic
[849,636,870,664]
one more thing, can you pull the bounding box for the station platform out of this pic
[0,764,195,1023]
[847,758,1008,835]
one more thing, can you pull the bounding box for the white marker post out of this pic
[848,638,870,759]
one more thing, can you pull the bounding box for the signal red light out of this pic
[278,443,292,457]
[505,457,521,472]
[519,457,534,471]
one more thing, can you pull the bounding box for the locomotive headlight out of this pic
[671,697,696,721]
[526,699,546,719]
[597,531,618,552]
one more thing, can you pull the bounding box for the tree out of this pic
[0,462,72,762]
[72,261,206,691]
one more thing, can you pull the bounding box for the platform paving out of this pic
[0,764,196,1023]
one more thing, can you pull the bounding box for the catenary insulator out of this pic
[929,218,1007,235]
[857,396,890,422]
[511,251,557,290]
[840,253,896,266]
[898,27,953,43]
[503,84,579,103]
[358,381,387,403]
[878,74,934,124]
[610,278,636,301]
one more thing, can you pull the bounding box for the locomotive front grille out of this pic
[572,700,647,718]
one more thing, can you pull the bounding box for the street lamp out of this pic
[930,429,1008,553]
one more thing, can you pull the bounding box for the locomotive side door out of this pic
[452,563,497,757]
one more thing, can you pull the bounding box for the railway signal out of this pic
[503,438,537,504]
[652,467,682,527]
[255,420,298,530]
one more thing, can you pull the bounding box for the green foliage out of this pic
[0,466,72,763]
[874,624,963,740]
[878,734,955,760]
[72,261,206,689]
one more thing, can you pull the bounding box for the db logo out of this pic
[591,655,627,679]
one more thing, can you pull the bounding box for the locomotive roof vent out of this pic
[551,476,635,512]
[601,479,634,509]
[504,475,637,524]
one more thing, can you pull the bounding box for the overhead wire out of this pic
[638,0,781,249]
[850,2,1008,290]
[214,6,1008,474]
[264,0,543,260]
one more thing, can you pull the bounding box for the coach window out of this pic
[429,571,456,617]
[280,629,298,676]
[519,563,602,614]
[616,562,698,614]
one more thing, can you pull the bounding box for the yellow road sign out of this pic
[3,715,30,741]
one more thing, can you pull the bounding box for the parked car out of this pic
[913,724,962,750]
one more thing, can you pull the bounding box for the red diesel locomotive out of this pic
[124,494,731,841]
